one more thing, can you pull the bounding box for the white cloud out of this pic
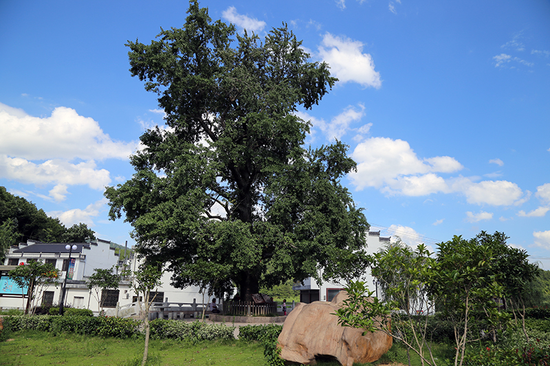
[349,136,526,206]
[533,230,550,250]
[48,198,107,227]
[349,137,462,191]
[336,0,346,9]
[353,123,373,142]
[466,211,493,223]
[493,54,533,68]
[389,3,396,14]
[383,173,448,196]
[536,183,550,204]
[320,105,365,141]
[494,54,511,67]
[0,155,111,190]
[517,207,550,217]
[489,158,504,166]
[49,184,69,202]
[0,103,140,194]
[433,219,444,226]
[222,6,266,33]
[307,19,322,31]
[318,33,381,88]
[459,180,524,206]
[532,49,550,57]
[297,105,366,142]
[501,33,525,52]
[386,225,425,248]
[0,104,137,161]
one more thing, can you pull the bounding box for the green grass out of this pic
[0,330,265,366]
[1,329,455,366]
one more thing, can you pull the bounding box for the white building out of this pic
[293,230,391,303]
[0,239,210,315]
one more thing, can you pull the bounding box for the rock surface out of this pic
[277,291,392,366]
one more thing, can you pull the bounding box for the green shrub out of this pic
[65,308,93,317]
[49,307,59,315]
[239,324,283,342]
[3,315,235,343]
[95,316,140,339]
[524,307,550,320]
[149,319,235,343]
[0,308,23,316]
[463,345,523,366]
[51,315,100,335]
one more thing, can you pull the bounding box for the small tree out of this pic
[133,264,163,366]
[87,267,121,313]
[336,244,439,366]
[9,260,59,314]
[431,235,506,366]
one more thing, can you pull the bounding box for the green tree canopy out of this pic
[0,186,96,246]
[105,0,369,300]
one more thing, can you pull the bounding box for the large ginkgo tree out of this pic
[105,0,369,301]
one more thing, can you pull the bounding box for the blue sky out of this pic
[1,0,549,268]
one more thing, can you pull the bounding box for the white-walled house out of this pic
[0,239,211,315]
[293,230,391,303]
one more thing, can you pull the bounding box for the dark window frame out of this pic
[101,289,120,308]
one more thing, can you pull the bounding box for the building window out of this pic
[101,289,120,308]
[326,288,344,302]
[62,259,69,271]
[300,290,319,304]
[8,258,18,265]
[73,296,84,308]
[42,291,54,307]
[149,292,164,303]
[45,258,56,266]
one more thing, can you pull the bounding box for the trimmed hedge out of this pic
[1,315,235,342]
[149,319,235,342]
[239,324,283,342]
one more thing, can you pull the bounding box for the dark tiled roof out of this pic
[13,243,89,254]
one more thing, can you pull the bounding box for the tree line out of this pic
[0,186,96,261]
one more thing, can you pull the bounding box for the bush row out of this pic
[1,315,235,342]
[149,319,235,342]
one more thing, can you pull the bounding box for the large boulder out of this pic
[277,291,392,366]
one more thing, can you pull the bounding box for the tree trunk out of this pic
[239,272,259,302]
[25,278,35,315]
[142,292,151,366]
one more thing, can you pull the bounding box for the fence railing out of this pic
[117,299,208,320]
[222,301,278,316]
[117,299,296,319]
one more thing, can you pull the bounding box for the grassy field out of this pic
[1,330,265,366]
[0,329,452,366]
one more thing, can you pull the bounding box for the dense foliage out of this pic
[105,0,369,300]
[2,315,236,343]
[337,231,543,366]
[0,186,96,261]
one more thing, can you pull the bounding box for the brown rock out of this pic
[277,291,392,366]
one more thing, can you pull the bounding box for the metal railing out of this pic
[222,301,278,316]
